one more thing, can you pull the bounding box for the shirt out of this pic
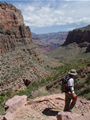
[67,78,74,93]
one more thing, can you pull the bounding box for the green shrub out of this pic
[46,76,52,81]
[83,93,90,100]
[38,79,46,87]
[0,96,4,103]
[16,90,26,96]
[7,88,14,98]
[0,105,5,115]
[31,81,38,88]
[1,92,6,96]
[86,75,90,84]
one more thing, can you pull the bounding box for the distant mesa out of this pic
[32,32,68,53]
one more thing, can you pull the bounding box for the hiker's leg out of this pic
[69,99,77,112]
[69,94,77,112]
[64,93,71,111]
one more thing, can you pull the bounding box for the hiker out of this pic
[64,69,77,112]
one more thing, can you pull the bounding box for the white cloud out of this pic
[25,6,35,12]
[14,1,90,28]
[62,4,68,8]
[66,27,76,31]
[54,10,65,15]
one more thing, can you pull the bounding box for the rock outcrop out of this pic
[0,21,39,55]
[57,112,74,120]
[2,95,27,120]
[0,2,39,55]
[63,25,90,53]
[48,25,90,58]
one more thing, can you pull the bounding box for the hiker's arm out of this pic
[71,92,77,101]
[69,86,77,100]
[71,92,76,98]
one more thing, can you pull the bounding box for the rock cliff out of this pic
[0,2,38,55]
[63,25,90,52]
[0,2,24,29]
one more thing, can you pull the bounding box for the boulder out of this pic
[3,112,13,120]
[0,115,4,120]
[3,95,27,120]
[57,111,74,120]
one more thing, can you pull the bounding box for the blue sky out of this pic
[1,0,90,34]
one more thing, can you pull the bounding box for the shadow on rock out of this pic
[42,108,59,116]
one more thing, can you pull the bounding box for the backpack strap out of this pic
[65,75,71,81]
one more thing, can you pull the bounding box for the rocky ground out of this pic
[13,94,90,120]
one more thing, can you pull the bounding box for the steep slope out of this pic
[0,2,61,93]
[47,25,90,58]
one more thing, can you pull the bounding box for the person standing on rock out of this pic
[64,69,78,112]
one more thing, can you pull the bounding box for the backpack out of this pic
[61,75,70,93]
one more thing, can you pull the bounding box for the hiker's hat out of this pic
[68,69,77,76]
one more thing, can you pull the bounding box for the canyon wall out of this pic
[0,2,54,93]
[63,25,90,52]
[0,2,40,56]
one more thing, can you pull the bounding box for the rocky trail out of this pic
[1,93,90,120]
[15,95,90,120]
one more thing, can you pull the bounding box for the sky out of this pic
[0,0,90,34]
